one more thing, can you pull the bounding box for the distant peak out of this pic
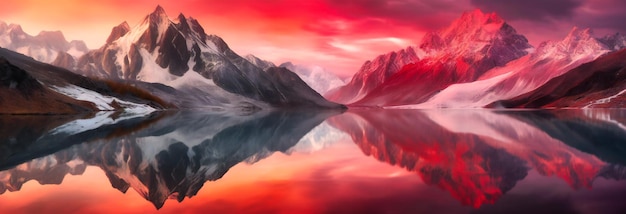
[597,31,626,51]
[457,9,504,26]
[153,5,167,15]
[145,5,169,22]
[176,13,187,21]
[36,30,66,41]
[119,21,130,30]
[7,23,23,33]
[143,5,171,28]
[106,21,131,44]
[37,30,64,37]
[563,27,594,42]
[463,9,487,18]
[279,61,295,68]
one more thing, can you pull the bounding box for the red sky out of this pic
[1,0,625,77]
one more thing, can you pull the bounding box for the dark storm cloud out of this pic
[470,0,583,21]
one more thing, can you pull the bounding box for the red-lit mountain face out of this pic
[329,10,532,106]
[327,109,610,208]
[412,27,623,108]
[325,47,419,104]
[330,9,626,108]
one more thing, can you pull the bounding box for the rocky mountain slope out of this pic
[494,48,626,108]
[73,6,342,109]
[331,9,626,108]
[404,27,624,108]
[0,48,169,114]
[330,10,532,106]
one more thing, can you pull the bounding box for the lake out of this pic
[1,109,626,213]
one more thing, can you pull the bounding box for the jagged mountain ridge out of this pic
[329,9,533,106]
[494,48,626,108]
[0,21,88,63]
[325,47,419,104]
[403,27,623,108]
[244,54,276,71]
[327,9,626,108]
[74,6,342,109]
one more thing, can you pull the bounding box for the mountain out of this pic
[332,9,532,106]
[405,27,620,108]
[279,62,346,95]
[598,32,626,51]
[494,48,626,108]
[0,56,95,114]
[325,47,418,104]
[0,21,88,64]
[74,6,342,109]
[244,54,276,70]
[0,47,168,114]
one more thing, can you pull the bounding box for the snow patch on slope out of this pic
[135,48,176,83]
[585,89,626,108]
[51,85,156,113]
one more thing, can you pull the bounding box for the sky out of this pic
[1,0,626,77]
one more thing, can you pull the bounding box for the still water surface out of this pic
[1,109,626,213]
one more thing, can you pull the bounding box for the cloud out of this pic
[470,0,583,21]
[324,0,469,31]
[573,0,626,33]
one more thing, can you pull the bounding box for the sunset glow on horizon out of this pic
[2,0,626,76]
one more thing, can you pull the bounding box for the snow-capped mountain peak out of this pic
[598,32,626,51]
[400,26,625,109]
[331,9,533,106]
[5,23,23,34]
[419,9,531,61]
[75,6,343,109]
[105,21,130,44]
[244,54,276,70]
[535,27,609,61]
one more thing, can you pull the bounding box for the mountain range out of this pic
[327,10,626,108]
[0,6,343,114]
[2,7,626,112]
[0,21,88,64]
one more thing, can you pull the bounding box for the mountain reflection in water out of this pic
[1,109,626,213]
